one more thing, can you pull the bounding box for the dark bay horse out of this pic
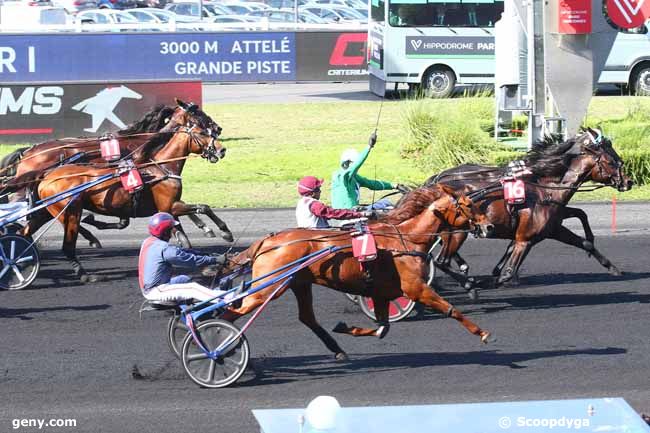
[423,129,632,294]
[221,185,494,361]
[25,108,227,282]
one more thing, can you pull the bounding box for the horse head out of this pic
[578,128,633,192]
[171,99,226,163]
[430,184,494,238]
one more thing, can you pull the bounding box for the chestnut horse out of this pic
[221,185,494,361]
[25,108,226,282]
[423,129,632,295]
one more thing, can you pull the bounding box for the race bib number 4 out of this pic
[503,179,526,204]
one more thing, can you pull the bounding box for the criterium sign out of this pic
[606,0,650,29]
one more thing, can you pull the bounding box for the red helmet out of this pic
[148,212,179,238]
[298,176,324,196]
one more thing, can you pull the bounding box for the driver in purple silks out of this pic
[138,212,227,303]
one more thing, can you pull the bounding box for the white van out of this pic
[600,22,650,96]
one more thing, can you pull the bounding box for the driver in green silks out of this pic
[331,132,408,210]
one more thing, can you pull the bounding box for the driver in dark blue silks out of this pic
[138,212,227,303]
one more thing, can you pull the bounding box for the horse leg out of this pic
[415,280,492,343]
[50,199,97,283]
[78,225,102,249]
[186,213,216,238]
[332,296,391,339]
[492,241,515,277]
[551,225,621,276]
[291,283,348,361]
[81,213,130,230]
[452,253,469,275]
[497,241,531,286]
[561,207,594,243]
[170,202,233,242]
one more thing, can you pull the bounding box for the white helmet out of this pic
[340,149,360,167]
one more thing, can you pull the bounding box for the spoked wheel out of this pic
[0,234,40,290]
[359,296,416,323]
[167,314,189,359]
[181,319,250,388]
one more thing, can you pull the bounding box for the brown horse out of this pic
[25,107,227,282]
[3,100,232,246]
[424,129,632,296]
[221,185,494,361]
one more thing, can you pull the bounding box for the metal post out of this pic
[199,0,204,21]
[294,0,298,23]
[526,0,545,148]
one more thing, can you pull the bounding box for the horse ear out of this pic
[175,98,188,110]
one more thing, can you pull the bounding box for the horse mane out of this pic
[133,131,175,161]
[519,135,580,178]
[118,105,176,135]
[383,185,446,224]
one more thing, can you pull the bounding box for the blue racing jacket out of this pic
[138,236,216,292]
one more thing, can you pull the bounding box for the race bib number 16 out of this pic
[503,179,526,203]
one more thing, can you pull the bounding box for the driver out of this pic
[331,132,408,211]
[138,212,227,303]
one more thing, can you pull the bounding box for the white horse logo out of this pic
[72,85,143,133]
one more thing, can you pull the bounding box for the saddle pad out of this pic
[352,232,377,262]
[502,178,526,204]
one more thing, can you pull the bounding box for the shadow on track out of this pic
[0,304,110,320]
[240,347,626,386]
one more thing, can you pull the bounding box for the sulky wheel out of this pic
[0,234,40,290]
[181,319,250,389]
[167,314,189,359]
[427,237,443,287]
[359,296,416,323]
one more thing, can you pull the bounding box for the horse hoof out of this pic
[375,325,389,339]
[335,352,349,362]
[480,331,494,344]
[467,289,479,302]
[463,278,475,290]
[204,229,216,238]
[332,322,348,334]
[609,267,623,277]
[459,264,469,275]
[81,214,95,224]
[79,274,98,284]
[222,232,234,243]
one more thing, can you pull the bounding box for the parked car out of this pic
[0,0,52,6]
[164,1,230,18]
[211,14,261,23]
[307,0,365,8]
[50,0,97,13]
[125,7,177,22]
[246,7,324,23]
[76,7,139,23]
[301,4,365,22]
[97,0,138,9]
[218,2,257,15]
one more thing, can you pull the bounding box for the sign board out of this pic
[558,0,592,33]
[0,33,296,83]
[605,0,650,29]
[295,32,368,80]
[254,398,650,433]
[405,36,495,57]
[0,81,201,143]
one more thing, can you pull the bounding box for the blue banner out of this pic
[0,32,296,83]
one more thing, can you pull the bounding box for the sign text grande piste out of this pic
[162,38,292,76]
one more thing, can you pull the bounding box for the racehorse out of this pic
[422,129,632,295]
[221,185,495,361]
[1,100,232,245]
[24,106,227,283]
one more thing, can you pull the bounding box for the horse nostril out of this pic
[486,224,495,234]
[218,148,226,158]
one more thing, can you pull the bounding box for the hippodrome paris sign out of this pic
[606,0,650,29]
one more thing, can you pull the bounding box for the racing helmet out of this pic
[298,176,324,196]
[148,212,179,238]
[340,149,360,167]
